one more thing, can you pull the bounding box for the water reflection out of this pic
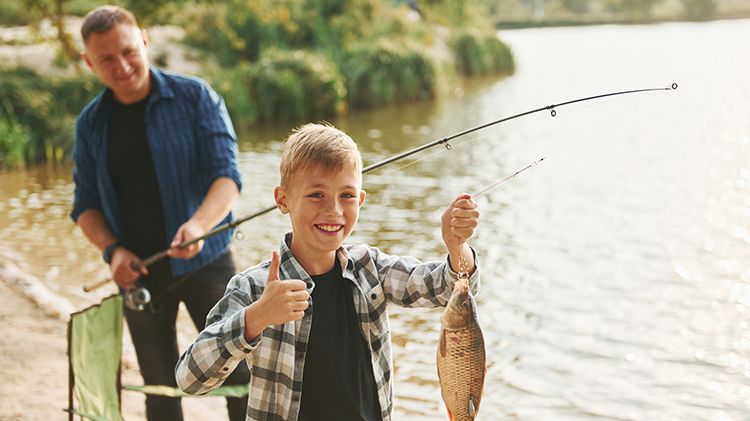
[1,19,749,420]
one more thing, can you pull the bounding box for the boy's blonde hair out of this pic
[280,123,362,187]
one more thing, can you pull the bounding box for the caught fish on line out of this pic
[435,158,544,420]
[437,277,485,421]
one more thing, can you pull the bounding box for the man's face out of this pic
[275,164,366,271]
[82,23,151,104]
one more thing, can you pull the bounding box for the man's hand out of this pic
[167,219,207,260]
[244,251,309,341]
[110,247,148,289]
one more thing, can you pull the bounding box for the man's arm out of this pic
[168,177,240,259]
[77,209,146,289]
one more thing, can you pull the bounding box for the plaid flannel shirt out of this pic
[176,232,480,421]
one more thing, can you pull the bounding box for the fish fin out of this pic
[468,395,477,418]
[439,330,447,358]
[445,405,455,421]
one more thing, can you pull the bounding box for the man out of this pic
[70,5,249,420]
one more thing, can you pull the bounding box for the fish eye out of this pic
[461,300,469,308]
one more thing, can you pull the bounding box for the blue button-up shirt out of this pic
[71,67,242,277]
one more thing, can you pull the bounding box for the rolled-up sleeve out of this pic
[195,84,242,193]
[70,117,100,222]
[176,275,258,395]
[372,246,480,308]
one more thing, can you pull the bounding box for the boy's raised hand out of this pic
[245,251,309,341]
[442,193,480,251]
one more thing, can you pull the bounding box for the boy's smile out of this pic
[275,164,366,275]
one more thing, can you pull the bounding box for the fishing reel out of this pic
[124,284,152,311]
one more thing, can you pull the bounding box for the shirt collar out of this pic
[278,232,356,283]
[91,66,173,119]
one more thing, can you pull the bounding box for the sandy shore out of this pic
[0,258,233,420]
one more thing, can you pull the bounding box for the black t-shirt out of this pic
[298,262,382,421]
[108,96,172,285]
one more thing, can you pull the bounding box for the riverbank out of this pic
[0,256,230,420]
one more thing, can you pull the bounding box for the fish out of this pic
[437,278,486,421]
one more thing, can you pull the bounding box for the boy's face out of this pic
[275,163,366,271]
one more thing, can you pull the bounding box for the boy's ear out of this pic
[359,190,366,207]
[274,186,289,214]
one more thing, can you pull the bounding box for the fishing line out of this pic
[472,157,546,199]
[83,83,677,293]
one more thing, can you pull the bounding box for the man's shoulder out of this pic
[154,68,213,99]
[76,89,108,127]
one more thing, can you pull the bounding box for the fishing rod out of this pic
[83,83,677,293]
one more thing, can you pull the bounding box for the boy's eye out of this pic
[341,192,356,199]
[307,192,323,198]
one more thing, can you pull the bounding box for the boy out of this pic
[176,123,480,421]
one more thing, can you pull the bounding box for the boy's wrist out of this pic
[244,302,267,342]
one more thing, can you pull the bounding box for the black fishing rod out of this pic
[83,83,677,292]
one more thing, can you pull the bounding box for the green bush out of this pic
[341,39,436,109]
[0,116,29,169]
[181,4,270,67]
[450,29,515,76]
[0,67,100,166]
[207,62,258,125]
[247,49,346,122]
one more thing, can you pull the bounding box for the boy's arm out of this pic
[374,247,480,308]
[374,193,480,307]
[175,252,309,394]
[175,275,258,395]
[443,193,479,276]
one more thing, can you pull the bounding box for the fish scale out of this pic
[437,282,486,421]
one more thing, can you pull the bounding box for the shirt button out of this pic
[221,366,229,373]
[370,293,377,300]
[292,394,300,402]
[306,282,313,289]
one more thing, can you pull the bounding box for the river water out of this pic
[1,19,748,420]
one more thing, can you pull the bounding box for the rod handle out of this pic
[82,277,111,292]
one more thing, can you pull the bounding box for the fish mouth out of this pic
[315,224,343,234]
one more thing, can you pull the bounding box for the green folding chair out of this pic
[65,294,248,421]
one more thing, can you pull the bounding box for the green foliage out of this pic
[0,0,35,25]
[682,0,718,19]
[341,39,435,109]
[0,116,29,170]
[450,29,515,76]
[181,0,381,67]
[181,3,272,66]
[207,62,257,125]
[247,49,346,122]
[0,67,100,166]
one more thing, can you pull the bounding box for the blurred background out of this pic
[1,0,748,420]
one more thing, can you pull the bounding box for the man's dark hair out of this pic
[80,5,139,44]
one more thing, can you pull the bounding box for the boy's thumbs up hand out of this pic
[245,251,309,341]
[266,250,281,283]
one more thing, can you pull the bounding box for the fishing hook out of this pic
[83,83,677,292]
